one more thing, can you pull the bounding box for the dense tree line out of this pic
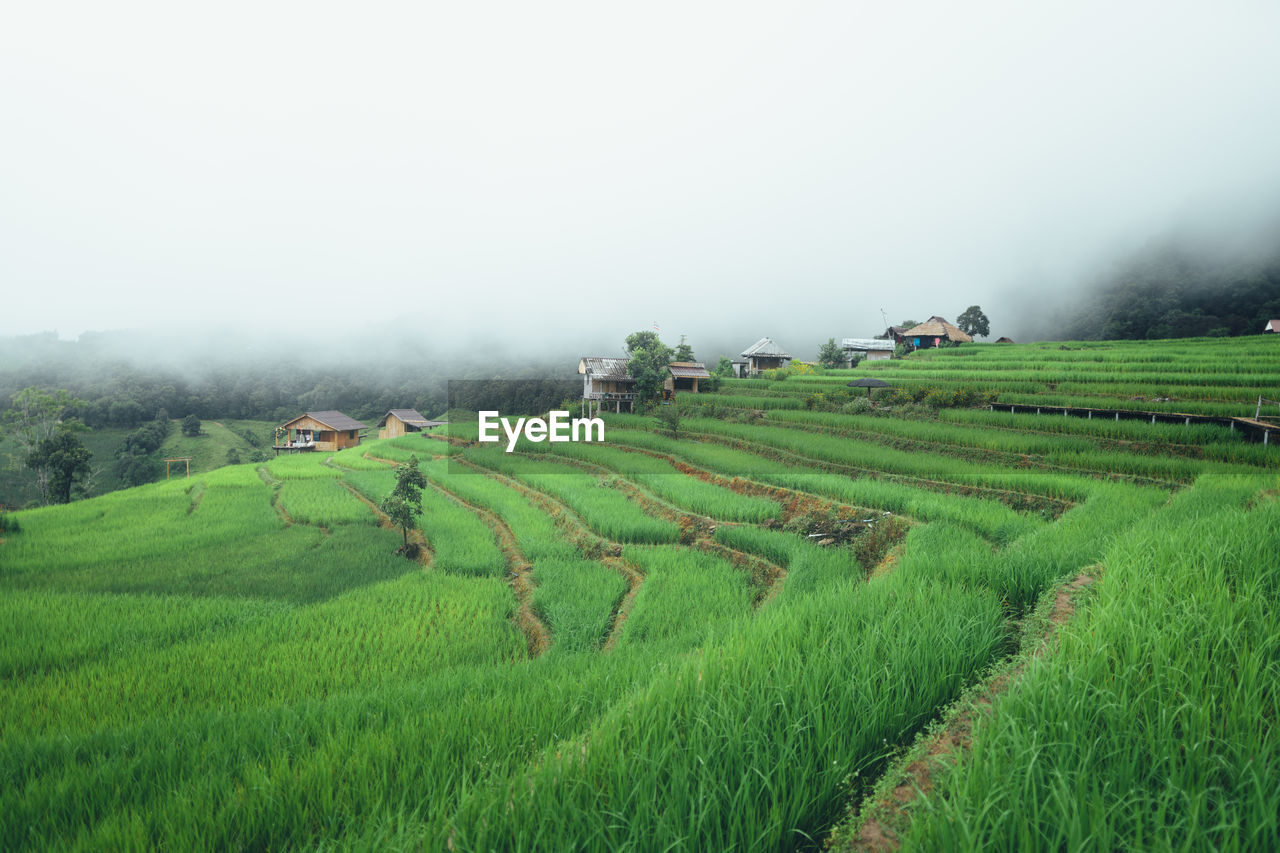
[1056,236,1280,340]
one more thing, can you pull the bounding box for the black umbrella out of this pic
[846,377,892,398]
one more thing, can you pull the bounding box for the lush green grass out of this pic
[897,477,1280,850]
[3,337,1279,850]
[615,546,755,648]
[159,418,276,475]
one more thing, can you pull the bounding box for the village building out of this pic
[579,357,638,413]
[995,336,1015,343]
[578,357,711,412]
[1265,319,1280,333]
[377,409,446,439]
[841,338,895,363]
[274,411,368,454]
[740,338,792,376]
[664,362,711,393]
[879,325,911,345]
[900,317,973,350]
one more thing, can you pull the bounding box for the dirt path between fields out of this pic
[357,452,550,655]
[428,481,552,658]
[836,569,1101,852]
[451,456,645,652]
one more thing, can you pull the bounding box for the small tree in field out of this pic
[654,398,685,439]
[181,414,202,437]
[817,338,845,369]
[380,455,427,553]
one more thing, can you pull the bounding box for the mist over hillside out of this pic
[1008,204,1280,342]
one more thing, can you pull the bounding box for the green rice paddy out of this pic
[2,336,1278,850]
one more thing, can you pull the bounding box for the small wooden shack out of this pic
[377,409,446,440]
[274,411,368,454]
[740,338,792,375]
[665,362,711,393]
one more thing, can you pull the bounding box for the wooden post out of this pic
[1258,396,1263,420]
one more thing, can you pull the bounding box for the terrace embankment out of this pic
[356,452,551,657]
[830,567,1102,852]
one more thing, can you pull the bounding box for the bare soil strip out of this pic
[833,569,1101,852]
[427,480,552,658]
[451,457,643,652]
[357,451,550,656]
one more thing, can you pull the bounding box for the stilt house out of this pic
[275,411,368,454]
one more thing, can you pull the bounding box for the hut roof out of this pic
[1265,319,1280,332]
[841,338,896,351]
[902,319,973,343]
[284,410,369,431]
[995,336,1015,343]
[668,362,711,379]
[378,409,445,428]
[741,337,791,358]
[578,357,633,379]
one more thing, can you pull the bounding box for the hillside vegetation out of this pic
[1,337,1278,850]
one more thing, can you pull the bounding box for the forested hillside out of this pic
[1053,226,1280,340]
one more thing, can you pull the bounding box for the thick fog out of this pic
[5,2,1280,362]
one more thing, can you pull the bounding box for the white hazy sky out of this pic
[4,1,1280,353]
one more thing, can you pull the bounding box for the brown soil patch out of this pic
[838,570,1099,852]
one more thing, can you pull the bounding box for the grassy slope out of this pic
[157,418,275,475]
[2,338,1278,850]
[0,419,275,508]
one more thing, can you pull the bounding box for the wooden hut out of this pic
[900,318,973,350]
[881,325,911,345]
[995,336,1015,343]
[579,357,637,413]
[740,338,792,375]
[664,362,711,394]
[1265,319,1280,334]
[274,411,368,454]
[377,409,446,439]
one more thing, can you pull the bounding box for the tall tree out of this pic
[624,331,674,407]
[3,387,85,504]
[673,335,695,362]
[26,428,92,504]
[817,338,845,369]
[380,455,428,552]
[955,306,990,338]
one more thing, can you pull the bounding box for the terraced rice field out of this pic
[2,336,1277,850]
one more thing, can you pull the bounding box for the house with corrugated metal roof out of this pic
[274,411,369,454]
[664,362,711,394]
[377,409,447,440]
[841,338,895,363]
[740,338,791,376]
[578,357,711,412]
[579,357,638,413]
